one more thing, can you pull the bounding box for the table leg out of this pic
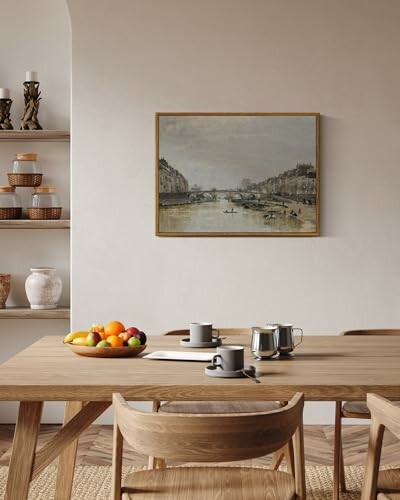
[5,401,43,500]
[55,401,84,500]
[333,401,342,500]
[148,400,166,470]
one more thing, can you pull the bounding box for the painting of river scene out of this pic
[156,113,320,236]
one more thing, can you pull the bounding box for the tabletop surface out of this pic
[0,335,399,402]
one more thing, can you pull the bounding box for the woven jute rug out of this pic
[0,464,367,499]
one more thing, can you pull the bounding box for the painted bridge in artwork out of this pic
[185,190,264,201]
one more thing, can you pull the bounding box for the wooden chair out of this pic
[334,329,400,499]
[111,392,306,500]
[157,328,293,472]
[361,393,400,499]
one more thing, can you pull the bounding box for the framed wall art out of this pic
[156,112,320,236]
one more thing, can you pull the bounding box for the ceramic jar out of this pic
[25,267,62,309]
[0,274,11,309]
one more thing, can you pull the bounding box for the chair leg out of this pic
[147,400,166,470]
[293,421,306,499]
[285,438,295,476]
[271,447,284,470]
[333,401,344,500]
[361,417,384,500]
[272,440,295,475]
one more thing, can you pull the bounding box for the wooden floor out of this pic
[0,424,399,467]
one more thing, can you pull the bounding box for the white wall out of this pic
[1,0,397,424]
[67,0,400,423]
[0,0,70,422]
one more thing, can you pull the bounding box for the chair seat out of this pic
[377,468,400,498]
[122,466,296,500]
[342,401,400,418]
[159,400,282,414]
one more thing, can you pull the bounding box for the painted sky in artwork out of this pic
[159,115,316,190]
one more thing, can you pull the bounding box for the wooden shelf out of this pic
[0,130,70,142]
[0,219,70,229]
[0,307,70,319]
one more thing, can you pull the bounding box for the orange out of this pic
[104,320,125,338]
[107,335,124,347]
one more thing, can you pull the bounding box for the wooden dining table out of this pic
[1,333,400,500]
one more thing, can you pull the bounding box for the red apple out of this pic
[126,326,140,337]
[86,331,101,347]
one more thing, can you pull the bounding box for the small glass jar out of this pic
[0,186,22,219]
[0,186,22,208]
[13,153,39,174]
[31,186,61,208]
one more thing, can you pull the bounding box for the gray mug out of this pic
[277,324,303,354]
[212,345,244,372]
[190,322,220,343]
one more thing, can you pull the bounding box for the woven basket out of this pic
[0,207,22,220]
[27,207,62,220]
[7,173,43,187]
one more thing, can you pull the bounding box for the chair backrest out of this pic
[361,394,400,499]
[342,329,400,336]
[113,392,304,463]
[165,328,250,336]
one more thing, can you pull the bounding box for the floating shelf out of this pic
[0,219,70,229]
[0,130,70,142]
[0,307,70,319]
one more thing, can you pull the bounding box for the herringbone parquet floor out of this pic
[0,425,399,467]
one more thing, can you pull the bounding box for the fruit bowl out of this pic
[67,343,146,358]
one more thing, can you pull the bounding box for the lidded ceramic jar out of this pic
[0,186,22,219]
[27,186,62,220]
[8,153,43,187]
[25,267,62,309]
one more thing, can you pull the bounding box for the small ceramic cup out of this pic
[0,273,11,309]
[212,345,244,372]
[189,322,219,343]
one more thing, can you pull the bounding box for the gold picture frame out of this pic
[156,112,320,237]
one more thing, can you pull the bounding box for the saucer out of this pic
[205,364,256,378]
[180,337,222,348]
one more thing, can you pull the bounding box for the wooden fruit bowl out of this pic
[67,343,146,358]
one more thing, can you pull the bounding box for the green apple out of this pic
[127,336,141,347]
[97,340,110,348]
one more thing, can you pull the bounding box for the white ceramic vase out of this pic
[25,267,62,309]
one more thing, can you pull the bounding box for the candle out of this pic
[25,71,38,82]
[0,88,10,99]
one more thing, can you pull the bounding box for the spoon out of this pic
[240,369,261,383]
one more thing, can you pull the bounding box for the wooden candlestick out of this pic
[21,81,43,130]
[0,98,13,130]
